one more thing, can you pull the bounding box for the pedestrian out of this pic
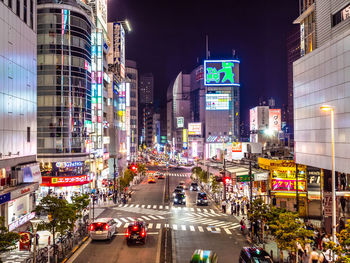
[318,248,333,263]
[222,200,227,214]
[321,235,330,249]
[103,193,107,202]
[231,200,236,216]
[240,217,246,234]
[308,247,319,263]
[241,201,245,215]
[236,202,240,216]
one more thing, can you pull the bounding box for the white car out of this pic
[89,218,117,240]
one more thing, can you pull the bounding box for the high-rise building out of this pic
[36,0,93,190]
[0,0,41,230]
[139,73,154,105]
[286,25,300,136]
[293,0,350,227]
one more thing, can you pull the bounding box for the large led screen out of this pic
[205,94,230,110]
[204,60,240,86]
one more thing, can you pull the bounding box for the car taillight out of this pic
[204,197,207,200]
[104,224,109,231]
[125,229,130,237]
[140,229,146,237]
[133,226,138,231]
[89,224,94,231]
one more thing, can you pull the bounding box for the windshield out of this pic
[198,193,207,198]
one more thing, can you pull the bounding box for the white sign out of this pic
[11,183,39,200]
[176,117,184,128]
[254,172,269,181]
[8,212,35,232]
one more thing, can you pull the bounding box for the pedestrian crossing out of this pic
[166,173,191,177]
[178,216,240,229]
[113,220,237,235]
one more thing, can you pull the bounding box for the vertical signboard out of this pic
[113,23,125,79]
[269,109,281,131]
[250,107,257,131]
[257,106,269,130]
[183,129,188,149]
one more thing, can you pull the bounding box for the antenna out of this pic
[206,35,209,59]
[232,49,236,58]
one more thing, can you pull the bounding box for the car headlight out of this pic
[173,193,176,196]
[183,198,186,201]
[190,187,193,190]
[174,198,178,202]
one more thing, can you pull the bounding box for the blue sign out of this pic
[0,193,11,205]
[56,161,84,168]
[204,60,240,86]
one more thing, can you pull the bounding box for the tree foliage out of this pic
[198,170,208,183]
[71,194,90,219]
[324,220,350,262]
[248,198,269,223]
[210,176,220,194]
[0,216,20,253]
[137,163,146,175]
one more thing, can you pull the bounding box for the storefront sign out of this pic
[19,232,31,251]
[271,168,306,180]
[237,174,250,182]
[41,175,90,187]
[323,192,333,217]
[11,184,39,200]
[271,179,306,192]
[232,142,242,152]
[56,162,84,168]
[254,172,269,181]
[8,212,35,232]
[0,193,11,205]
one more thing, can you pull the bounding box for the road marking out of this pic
[230,225,241,229]
[135,204,139,208]
[141,216,151,220]
[129,204,134,207]
[156,223,161,229]
[147,205,151,208]
[206,227,212,232]
[156,215,165,219]
[224,228,232,234]
[114,218,122,223]
[148,223,153,229]
[142,205,145,208]
[181,225,186,231]
[116,222,122,227]
[153,205,157,209]
[124,223,129,228]
[210,209,215,213]
[165,206,169,209]
[116,232,159,236]
[183,207,188,211]
[123,204,128,207]
[120,218,129,222]
[189,226,195,231]
[118,204,123,207]
[149,216,158,220]
[203,209,208,212]
[196,208,202,212]
[165,224,169,228]
[159,205,163,209]
[137,218,143,221]
[190,208,195,211]
[215,227,221,232]
[198,226,204,232]
[127,217,135,221]
[173,224,178,230]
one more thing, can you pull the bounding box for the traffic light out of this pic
[130,164,138,173]
[223,177,231,184]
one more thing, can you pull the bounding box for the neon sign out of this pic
[204,60,240,86]
[56,161,84,168]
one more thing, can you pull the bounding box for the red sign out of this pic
[232,142,242,152]
[21,188,31,195]
[271,179,306,192]
[41,175,91,187]
[19,232,31,251]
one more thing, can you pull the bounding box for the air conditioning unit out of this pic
[10,179,17,187]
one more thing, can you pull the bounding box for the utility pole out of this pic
[296,163,299,213]
[113,156,117,203]
[249,160,252,206]
[223,158,226,200]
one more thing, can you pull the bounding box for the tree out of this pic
[0,216,20,254]
[198,170,208,183]
[324,220,350,262]
[210,176,220,194]
[35,195,77,260]
[137,163,146,175]
[192,166,202,175]
[265,206,287,235]
[71,194,90,220]
[268,211,313,262]
[248,198,269,241]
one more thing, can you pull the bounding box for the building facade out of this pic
[0,0,40,230]
[294,0,350,227]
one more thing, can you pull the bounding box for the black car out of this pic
[172,188,183,197]
[190,182,199,191]
[173,193,186,205]
[125,221,147,245]
[196,192,208,206]
[239,247,273,263]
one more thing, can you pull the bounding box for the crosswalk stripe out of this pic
[224,228,232,234]
[148,223,153,229]
[123,204,128,207]
[196,208,201,212]
[141,216,151,220]
[210,209,215,213]
[129,204,134,208]
[165,206,169,209]
[118,204,123,207]
[173,224,178,230]
[135,204,139,208]
[116,222,122,227]
[149,216,158,220]
[142,205,145,208]
[120,218,128,222]
[215,227,221,232]
[156,223,161,229]
[147,205,151,208]
[230,225,241,229]
[203,209,208,212]
[156,216,165,219]
[206,227,212,232]
[198,226,204,232]
[153,205,157,209]
[181,225,186,231]
[114,218,122,223]
[189,226,195,231]
[137,218,143,221]
[127,217,135,221]
[124,223,129,228]
[159,205,163,209]
[190,208,194,211]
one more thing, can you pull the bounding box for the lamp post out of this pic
[320,105,336,242]
[30,218,42,263]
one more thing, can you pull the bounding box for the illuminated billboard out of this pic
[204,60,240,86]
[269,109,281,131]
[188,123,202,135]
[206,94,230,110]
[176,117,184,128]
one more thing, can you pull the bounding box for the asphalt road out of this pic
[71,166,248,263]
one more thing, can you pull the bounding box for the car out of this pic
[172,188,183,197]
[147,175,156,183]
[175,185,185,193]
[196,192,208,206]
[239,247,273,263]
[154,172,160,178]
[158,174,165,179]
[190,249,218,263]
[173,193,186,205]
[125,221,147,245]
[190,182,199,191]
[89,218,117,240]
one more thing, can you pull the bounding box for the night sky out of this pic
[108,0,299,124]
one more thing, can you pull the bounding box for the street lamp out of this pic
[30,218,42,263]
[320,105,336,242]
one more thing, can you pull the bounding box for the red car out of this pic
[125,221,147,245]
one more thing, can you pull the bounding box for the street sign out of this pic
[323,192,332,217]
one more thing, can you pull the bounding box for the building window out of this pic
[332,4,350,27]
[8,0,12,9]
[27,127,30,142]
[16,0,20,16]
[23,0,27,23]
[29,0,33,29]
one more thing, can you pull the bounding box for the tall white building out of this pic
[0,0,40,230]
[293,0,350,225]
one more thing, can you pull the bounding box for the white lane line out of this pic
[141,216,151,220]
[224,228,232,234]
[120,218,129,222]
[230,225,241,229]
[156,223,161,229]
[127,217,135,221]
[148,223,153,229]
[124,223,129,228]
[156,216,165,219]
[210,209,215,213]
[117,232,159,236]
[173,224,178,230]
[165,206,169,209]
[181,225,186,231]
[116,222,122,227]
[129,204,134,207]
[206,227,213,232]
[149,216,158,220]
[189,226,195,231]
[215,227,221,232]
[159,205,163,209]
[135,204,139,208]
[142,205,145,208]
[198,226,204,232]
[190,208,195,211]
[147,205,151,208]
[203,209,208,213]
[153,205,157,209]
